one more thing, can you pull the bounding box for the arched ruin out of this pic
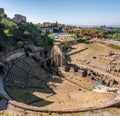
[50,42,66,67]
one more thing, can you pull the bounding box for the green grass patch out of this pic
[108,43,120,50]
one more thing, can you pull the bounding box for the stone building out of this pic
[43,22,52,27]
[71,28,81,33]
[13,14,26,24]
[43,21,61,28]
[40,28,53,33]
[0,8,7,17]
[0,8,4,15]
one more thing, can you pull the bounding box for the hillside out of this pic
[0,9,54,54]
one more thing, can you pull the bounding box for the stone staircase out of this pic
[5,57,49,87]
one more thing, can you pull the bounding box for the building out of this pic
[0,8,7,17]
[43,22,52,27]
[43,21,61,27]
[0,8,4,15]
[40,28,53,33]
[71,28,80,33]
[13,14,26,24]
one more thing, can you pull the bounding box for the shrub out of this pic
[24,31,30,36]
[1,18,18,30]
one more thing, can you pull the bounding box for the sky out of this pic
[0,0,120,25]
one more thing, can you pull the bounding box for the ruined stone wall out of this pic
[106,52,120,77]
[65,64,119,87]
